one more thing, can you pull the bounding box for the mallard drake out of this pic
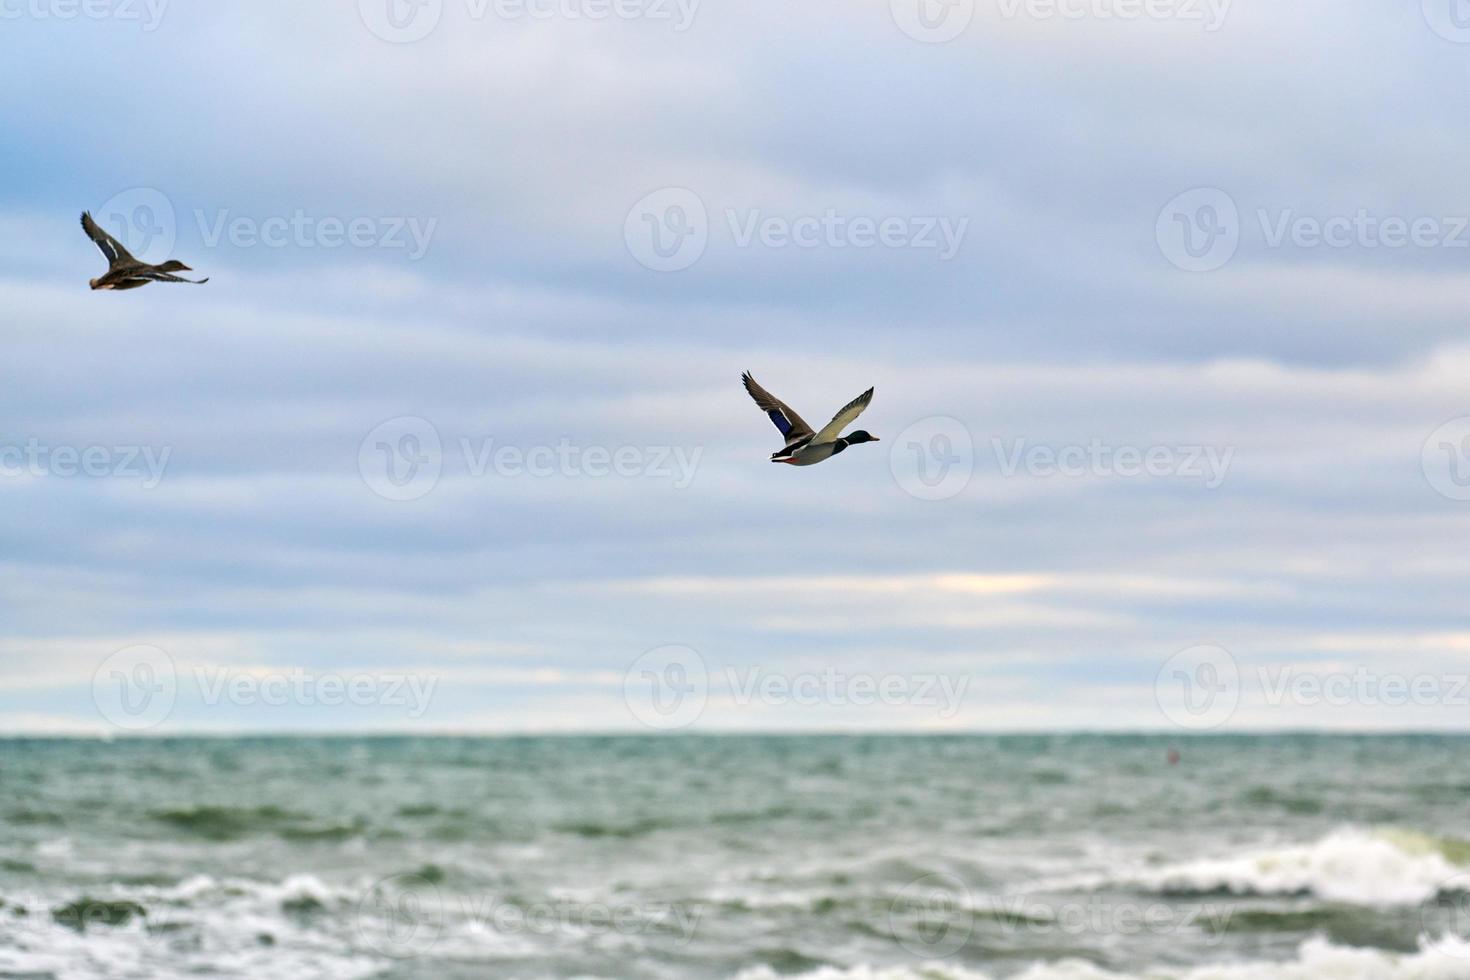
[742,371,879,466]
[80,211,208,290]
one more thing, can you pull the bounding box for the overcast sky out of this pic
[3,0,1470,734]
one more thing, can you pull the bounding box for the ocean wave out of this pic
[147,804,368,843]
[733,935,1470,980]
[551,816,674,839]
[148,871,347,911]
[1120,828,1469,906]
[0,873,379,980]
[150,804,304,840]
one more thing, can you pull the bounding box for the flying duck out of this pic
[80,211,208,290]
[742,371,879,466]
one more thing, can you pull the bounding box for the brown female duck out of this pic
[81,211,208,290]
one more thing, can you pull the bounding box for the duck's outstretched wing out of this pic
[811,387,874,445]
[80,211,136,267]
[742,372,814,449]
[139,269,209,285]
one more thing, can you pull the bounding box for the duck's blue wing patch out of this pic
[768,409,793,437]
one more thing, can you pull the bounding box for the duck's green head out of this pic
[845,431,880,444]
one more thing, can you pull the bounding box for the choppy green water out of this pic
[3,734,1470,979]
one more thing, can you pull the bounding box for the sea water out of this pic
[2,734,1469,979]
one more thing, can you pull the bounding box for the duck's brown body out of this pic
[81,211,208,290]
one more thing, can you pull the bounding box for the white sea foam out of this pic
[1120,828,1467,907]
[734,936,1470,980]
[0,872,378,980]
[0,907,381,980]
